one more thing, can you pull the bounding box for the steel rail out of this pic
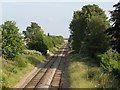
[35,45,66,89]
[50,46,68,88]
[24,45,65,89]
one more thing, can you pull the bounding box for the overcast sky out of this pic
[0,0,119,38]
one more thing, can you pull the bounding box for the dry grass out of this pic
[67,52,120,88]
[2,52,46,88]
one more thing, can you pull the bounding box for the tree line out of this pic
[23,22,64,55]
[69,3,120,75]
[1,21,64,60]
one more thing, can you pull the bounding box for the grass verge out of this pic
[2,52,46,88]
[67,51,120,88]
[2,44,63,88]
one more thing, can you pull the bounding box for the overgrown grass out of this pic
[67,51,120,88]
[2,51,46,88]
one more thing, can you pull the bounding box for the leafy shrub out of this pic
[28,40,48,55]
[24,50,42,56]
[100,48,120,74]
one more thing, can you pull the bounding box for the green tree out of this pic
[69,4,110,55]
[68,35,73,49]
[69,10,85,52]
[23,22,64,55]
[81,16,110,57]
[105,2,120,53]
[23,22,48,55]
[23,22,44,43]
[2,21,24,59]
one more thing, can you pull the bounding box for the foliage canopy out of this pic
[105,2,120,53]
[2,21,24,59]
[69,4,110,57]
[23,22,64,55]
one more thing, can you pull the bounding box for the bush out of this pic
[44,35,64,50]
[100,48,120,74]
[24,50,42,56]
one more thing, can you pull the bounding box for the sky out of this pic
[0,0,119,38]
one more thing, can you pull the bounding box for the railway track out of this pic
[50,47,67,88]
[24,43,68,89]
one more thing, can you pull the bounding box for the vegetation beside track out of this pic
[2,50,45,88]
[67,51,120,88]
[68,2,120,88]
[2,44,64,88]
[0,20,64,88]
